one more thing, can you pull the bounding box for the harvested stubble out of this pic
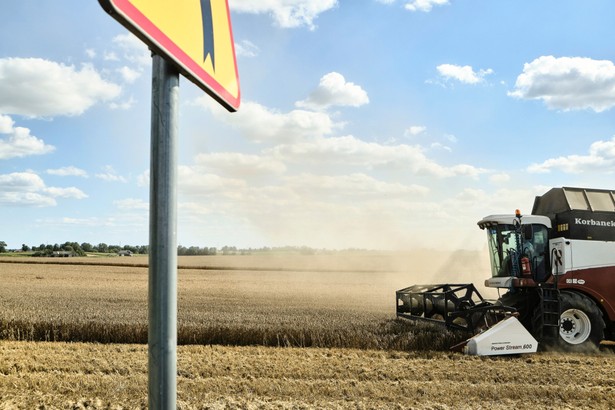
[0,259,465,350]
[0,341,614,409]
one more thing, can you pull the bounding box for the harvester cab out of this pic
[479,211,552,286]
[397,187,615,355]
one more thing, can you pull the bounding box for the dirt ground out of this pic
[0,341,613,409]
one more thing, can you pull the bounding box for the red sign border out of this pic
[99,0,240,111]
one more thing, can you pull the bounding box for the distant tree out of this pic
[61,242,85,256]
[21,244,30,252]
[97,243,109,253]
[0,241,7,253]
[81,242,94,253]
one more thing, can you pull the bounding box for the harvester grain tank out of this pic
[396,187,615,355]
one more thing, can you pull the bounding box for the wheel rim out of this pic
[560,308,591,345]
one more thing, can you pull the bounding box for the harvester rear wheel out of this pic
[558,292,605,350]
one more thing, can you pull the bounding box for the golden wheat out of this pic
[0,258,464,350]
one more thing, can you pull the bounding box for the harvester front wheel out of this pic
[558,292,605,350]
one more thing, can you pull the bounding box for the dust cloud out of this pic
[178,248,500,316]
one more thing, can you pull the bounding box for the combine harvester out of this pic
[397,187,615,355]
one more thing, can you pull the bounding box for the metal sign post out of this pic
[98,2,239,407]
[148,54,179,409]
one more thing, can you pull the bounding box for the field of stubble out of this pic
[0,253,614,409]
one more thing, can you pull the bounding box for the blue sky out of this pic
[2,0,615,250]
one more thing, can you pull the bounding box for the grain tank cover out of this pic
[532,187,615,241]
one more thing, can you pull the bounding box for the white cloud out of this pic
[405,0,449,12]
[0,114,55,159]
[285,173,429,197]
[95,166,128,183]
[489,173,511,184]
[117,66,142,83]
[230,0,338,29]
[0,58,121,117]
[509,56,615,112]
[46,166,88,178]
[527,136,615,174]
[194,152,287,178]
[296,72,369,110]
[430,142,451,152]
[109,96,136,110]
[235,40,260,58]
[44,187,88,199]
[112,33,151,67]
[405,126,426,137]
[85,49,96,59]
[0,172,86,207]
[266,135,486,177]
[197,98,337,143]
[114,198,149,210]
[437,64,493,84]
[103,51,119,62]
[179,166,246,195]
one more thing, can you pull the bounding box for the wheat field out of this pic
[0,254,614,409]
[0,253,478,349]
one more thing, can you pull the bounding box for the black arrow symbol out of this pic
[200,0,215,72]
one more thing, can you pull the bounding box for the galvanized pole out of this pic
[148,53,179,409]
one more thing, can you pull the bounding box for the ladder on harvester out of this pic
[533,284,561,344]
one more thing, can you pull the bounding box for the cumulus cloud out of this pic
[405,0,450,12]
[509,56,615,112]
[296,72,369,110]
[527,136,615,173]
[95,166,128,183]
[0,172,87,207]
[0,114,55,159]
[405,126,426,137]
[230,0,337,30]
[178,166,246,195]
[112,33,151,67]
[194,152,287,178]
[0,58,121,117]
[197,98,337,143]
[44,187,88,199]
[489,173,511,183]
[117,66,142,83]
[285,173,429,197]
[437,64,493,84]
[266,135,486,178]
[46,166,88,178]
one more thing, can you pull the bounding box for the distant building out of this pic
[118,250,133,257]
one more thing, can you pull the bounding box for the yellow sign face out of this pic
[99,0,240,111]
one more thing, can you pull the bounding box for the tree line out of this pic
[20,242,149,257]
[1,242,351,256]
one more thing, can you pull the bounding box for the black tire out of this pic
[557,292,605,350]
